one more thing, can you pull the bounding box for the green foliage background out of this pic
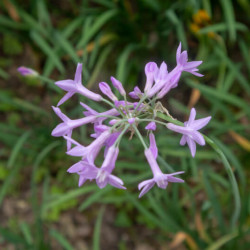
[0,0,249,249]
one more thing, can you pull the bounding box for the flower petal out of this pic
[167,176,184,183]
[149,133,158,159]
[138,179,154,190]
[191,131,205,146]
[191,116,211,130]
[187,108,196,125]
[139,182,155,198]
[78,175,87,187]
[180,135,187,145]
[57,92,75,106]
[67,162,84,173]
[74,63,82,84]
[108,175,126,189]
[55,79,75,92]
[186,137,196,157]
[67,145,86,156]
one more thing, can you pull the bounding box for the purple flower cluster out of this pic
[50,43,211,197]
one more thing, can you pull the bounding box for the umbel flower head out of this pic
[48,42,211,197]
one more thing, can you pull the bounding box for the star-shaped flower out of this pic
[138,148,184,198]
[167,108,211,157]
[67,146,126,189]
[55,63,102,106]
[176,42,203,77]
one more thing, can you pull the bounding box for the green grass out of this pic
[0,0,249,249]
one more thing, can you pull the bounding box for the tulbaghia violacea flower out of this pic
[176,43,203,77]
[47,43,210,198]
[144,62,158,93]
[55,63,102,106]
[129,86,142,99]
[99,82,118,102]
[67,146,126,189]
[17,66,38,76]
[111,76,126,96]
[138,148,184,198]
[167,108,211,157]
[145,122,156,131]
[66,130,112,164]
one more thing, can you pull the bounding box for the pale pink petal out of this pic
[180,135,187,145]
[176,42,182,62]
[190,131,205,146]
[139,182,155,198]
[149,133,158,159]
[74,63,82,84]
[67,145,86,156]
[167,176,184,183]
[187,108,196,125]
[191,116,211,130]
[67,162,84,173]
[57,92,74,106]
[186,137,196,157]
[55,80,75,91]
[138,179,154,190]
[78,175,87,187]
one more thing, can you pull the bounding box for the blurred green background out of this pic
[0,0,249,249]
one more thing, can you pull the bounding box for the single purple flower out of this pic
[146,62,168,97]
[138,149,184,198]
[156,71,181,99]
[176,43,203,77]
[145,121,156,131]
[55,63,102,106]
[99,82,118,102]
[110,76,126,96]
[51,106,96,137]
[51,106,99,150]
[17,66,38,76]
[144,62,158,93]
[129,86,142,99]
[68,146,126,189]
[90,124,110,138]
[166,108,211,157]
[66,130,111,164]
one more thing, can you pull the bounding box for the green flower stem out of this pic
[101,98,116,108]
[138,118,167,126]
[133,94,147,113]
[203,135,241,229]
[96,114,120,120]
[101,98,126,118]
[37,75,61,93]
[132,125,148,150]
[157,112,241,229]
[157,112,183,126]
[114,124,130,147]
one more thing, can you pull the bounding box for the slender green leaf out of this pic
[79,186,111,211]
[30,31,64,73]
[185,79,250,113]
[7,131,31,168]
[77,9,117,48]
[220,0,236,41]
[93,206,105,250]
[50,229,74,250]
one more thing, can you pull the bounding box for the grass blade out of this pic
[77,9,117,48]
[7,131,31,168]
[93,206,105,250]
[30,31,64,73]
[50,229,74,250]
